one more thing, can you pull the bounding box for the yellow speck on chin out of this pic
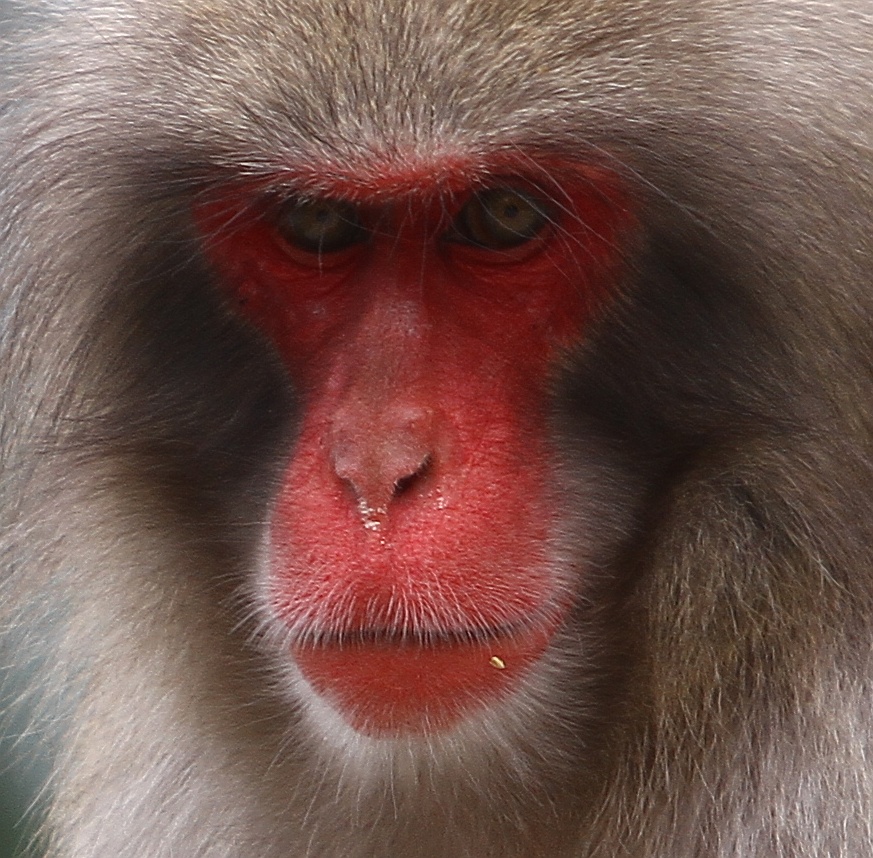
[489,656,506,670]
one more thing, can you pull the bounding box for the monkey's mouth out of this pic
[296,618,531,647]
[291,615,559,736]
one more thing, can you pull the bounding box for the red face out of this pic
[197,158,629,736]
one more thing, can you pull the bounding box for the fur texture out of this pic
[3,1,873,856]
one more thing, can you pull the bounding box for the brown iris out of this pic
[276,197,366,254]
[451,187,551,249]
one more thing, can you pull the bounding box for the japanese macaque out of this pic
[2,1,873,856]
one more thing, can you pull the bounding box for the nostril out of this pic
[392,453,431,498]
[331,430,435,520]
[330,403,437,520]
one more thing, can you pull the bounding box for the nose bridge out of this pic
[343,277,431,402]
[327,280,438,522]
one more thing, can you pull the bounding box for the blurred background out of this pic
[0,677,45,858]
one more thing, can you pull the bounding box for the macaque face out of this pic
[5,2,872,855]
[196,157,630,737]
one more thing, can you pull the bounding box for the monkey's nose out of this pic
[330,406,435,523]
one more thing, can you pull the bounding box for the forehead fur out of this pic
[39,0,719,180]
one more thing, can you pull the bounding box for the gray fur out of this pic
[2,1,873,856]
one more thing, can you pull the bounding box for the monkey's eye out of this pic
[275,197,366,254]
[450,187,552,250]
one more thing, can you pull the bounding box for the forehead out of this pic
[118,0,640,171]
[79,0,700,198]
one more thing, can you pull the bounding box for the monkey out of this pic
[2,0,873,856]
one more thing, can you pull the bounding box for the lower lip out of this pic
[293,622,557,736]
